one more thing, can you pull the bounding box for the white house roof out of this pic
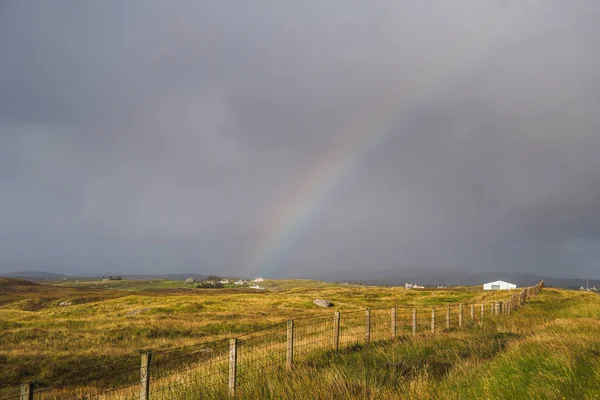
[484,280,515,285]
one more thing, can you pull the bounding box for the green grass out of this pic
[229,289,600,400]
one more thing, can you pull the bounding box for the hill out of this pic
[0,277,39,286]
[3,270,69,279]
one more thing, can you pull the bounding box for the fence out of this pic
[3,281,544,400]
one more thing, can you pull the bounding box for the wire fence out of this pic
[4,281,544,400]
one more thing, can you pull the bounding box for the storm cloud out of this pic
[1,1,599,278]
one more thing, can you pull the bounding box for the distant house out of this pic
[234,280,244,285]
[249,284,264,290]
[483,280,517,290]
[102,276,122,281]
[186,277,195,283]
[218,279,230,284]
[405,283,424,289]
[252,277,264,283]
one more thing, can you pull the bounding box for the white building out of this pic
[249,284,264,290]
[185,277,195,283]
[234,280,245,285]
[218,279,230,284]
[405,283,424,289]
[483,280,517,290]
[252,277,264,282]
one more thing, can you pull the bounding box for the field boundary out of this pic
[6,281,543,400]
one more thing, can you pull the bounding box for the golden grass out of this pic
[0,278,513,398]
[219,288,599,400]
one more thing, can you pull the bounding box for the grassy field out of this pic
[234,288,600,399]
[3,278,596,399]
[0,277,511,397]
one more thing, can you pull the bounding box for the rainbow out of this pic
[246,44,502,277]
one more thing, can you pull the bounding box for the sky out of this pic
[1,1,599,278]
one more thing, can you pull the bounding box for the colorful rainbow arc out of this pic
[246,42,504,277]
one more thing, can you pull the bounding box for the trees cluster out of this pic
[196,282,224,289]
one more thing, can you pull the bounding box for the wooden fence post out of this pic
[391,308,396,339]
[446,306,450,330]
[496,302,502,315]
[140,352,151,400]
[229,338,237,397]
[286,320,294,370]
[470,303,474,321]
[333,311,340,351]
[491,302,495,316]
[20,383,33,400]
[412,308,417,336]
[481,303,484,320]
[431,308,435,333]
[459,304,463,327]
[365,309,371,343]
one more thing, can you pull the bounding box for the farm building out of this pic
[405,283,424,289]
[483,280,517,290]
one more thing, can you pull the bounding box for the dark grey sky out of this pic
[1,1,599,278]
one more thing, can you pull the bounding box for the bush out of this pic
[196,282,224,289]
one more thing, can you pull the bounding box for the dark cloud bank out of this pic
[1,1,600,279]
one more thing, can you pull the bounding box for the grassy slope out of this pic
[236,288,600,399]
[0,279,509,393]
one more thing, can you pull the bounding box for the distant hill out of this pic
[3,271,69,279]
[0,277,39,286]
[2,271,211,282]
[3,269,596,289]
